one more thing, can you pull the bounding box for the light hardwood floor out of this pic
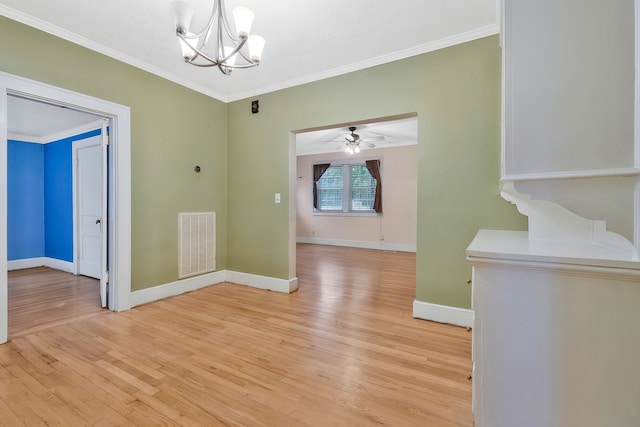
[8,267,102,337]
[1,244,473,426]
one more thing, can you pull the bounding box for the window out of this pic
[316,163,380,213]
[316,166,343,211]
[349,164,376,211]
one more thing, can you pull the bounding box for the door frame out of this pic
[0,72,132,343]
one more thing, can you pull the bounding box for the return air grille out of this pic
[179,212,216,279]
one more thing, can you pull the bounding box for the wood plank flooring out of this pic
[8,267,102,337]
[1,244,473,426]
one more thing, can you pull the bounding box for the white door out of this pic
[77,140,102,279]
[74,121,108,307]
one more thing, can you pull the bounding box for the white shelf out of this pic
[501,167,640,183]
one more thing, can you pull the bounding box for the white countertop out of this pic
[467,230,640,271]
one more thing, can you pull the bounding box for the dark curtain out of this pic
[365,159,382,213]
[313,163,331,209]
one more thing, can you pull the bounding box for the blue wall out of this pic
[8,140,44,260]
[44,138,73,261]
[8,129,101,262]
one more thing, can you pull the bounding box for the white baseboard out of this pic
[130,269,298,308]
[413,300,473,328]
[130,270,227,308]
[297,236,416,253]
[8,257,74,273]
[225,270,299,293]
[45,258,74,273]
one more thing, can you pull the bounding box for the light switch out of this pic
[275,193,281,203]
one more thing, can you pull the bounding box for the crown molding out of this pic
[1,5,498,104]
[0,5,226,101]
[225,24,500,102]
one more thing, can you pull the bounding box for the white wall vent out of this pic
[179,212,216,279]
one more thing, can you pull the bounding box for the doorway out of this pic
[291,114,419,285]
[7,101,107,336]
[0,72,132,343]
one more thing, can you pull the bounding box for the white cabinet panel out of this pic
[504,0,635,176]
[468,230,640,427]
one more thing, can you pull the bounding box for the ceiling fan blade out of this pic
[361,135,385,142]
[364,129,413,140]
[318,131,348,142]
[362,142,376,148]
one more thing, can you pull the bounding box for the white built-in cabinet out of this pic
[467,0,640,425]
[468,231,640,427]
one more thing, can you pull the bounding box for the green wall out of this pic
[0,17,228,291]
[227,35,526,309]
[1,15,526,309]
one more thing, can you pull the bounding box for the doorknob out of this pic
[96,219,101,225]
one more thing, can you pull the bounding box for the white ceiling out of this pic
[0,0,499,103]
[2,1,496,142]
[8,95,102,143]
[296,116,418,156]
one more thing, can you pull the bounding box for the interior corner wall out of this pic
[227,35,528,309]
[7,130,101,264]
[7,140,44,260]
[0,16,228,291]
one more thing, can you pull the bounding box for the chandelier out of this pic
[344,127,361,155]
[170,0,265,75]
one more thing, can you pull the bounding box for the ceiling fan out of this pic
[339,126,381,154]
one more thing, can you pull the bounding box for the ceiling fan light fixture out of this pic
[170,0,265,74]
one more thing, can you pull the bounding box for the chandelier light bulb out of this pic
[179,33,199,60]
[170,1,195,33]
[248,35,265,62]
[354,145,360,154]
[232,6,255,38]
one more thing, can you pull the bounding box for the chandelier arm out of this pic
[236,49,253,64]
[177,33,226,66]
[217,63,232,75]
[185,61,219,68]
[189,0,219,42]
[217,4,225,63]
[219,0,242,43]
[188,48,222,66]
[221,17,241,42]
[219,62,259,70]
[219,38,247,63]
[173,0,262,74]
[177,31,220,65]
[200,4,217,48]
